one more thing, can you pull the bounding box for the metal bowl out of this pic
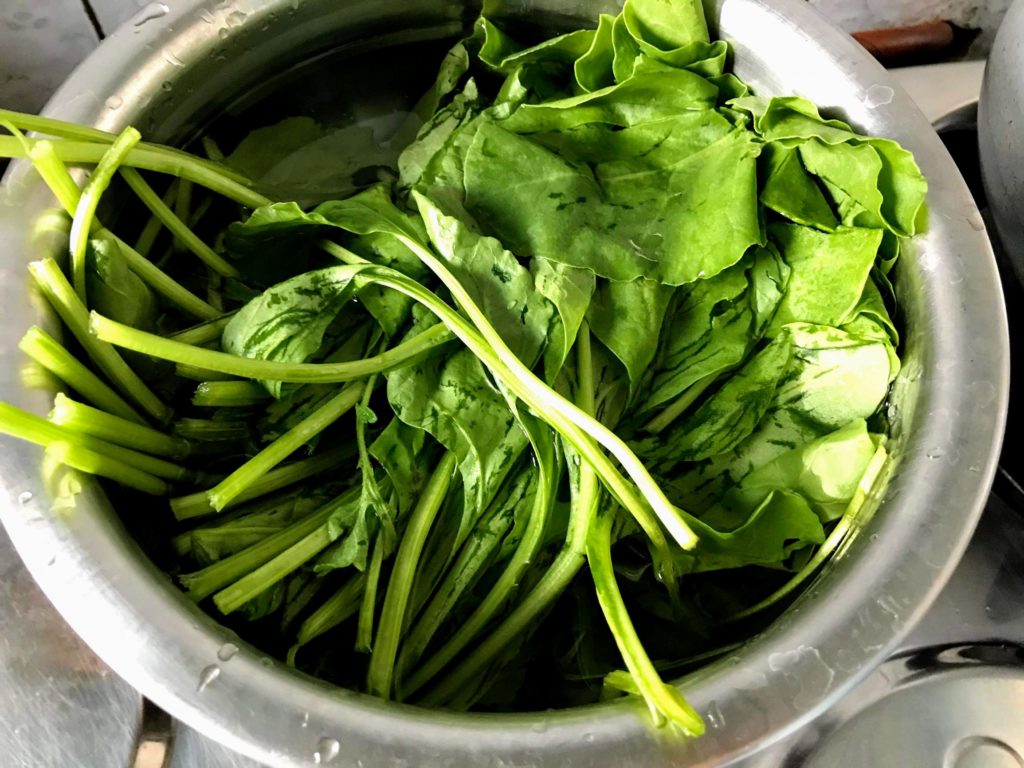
[0,0,1009,765]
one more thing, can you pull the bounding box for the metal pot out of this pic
[0,0,1009,765]
[980,0,1024,285]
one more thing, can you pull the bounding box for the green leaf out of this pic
[638,333,793,463]
[574,14,617,93]
[413,191,555,367]
[638,246,788,416]
[760,143,838,231]
[723,419,881,524]
[587,277,674,392]
[462,121,761,285]
[500,69,718,133]
[222,265,362,397]
[86,238,157,331]
[767,224,882,334]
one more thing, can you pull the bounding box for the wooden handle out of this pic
[853,21,956,65]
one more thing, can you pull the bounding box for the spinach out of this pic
[0,0,927,739]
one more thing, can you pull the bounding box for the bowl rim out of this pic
[0,0,1009,765]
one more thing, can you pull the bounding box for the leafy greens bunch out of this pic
[0,0,924,737]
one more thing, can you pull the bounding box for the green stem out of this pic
[19,325,145,424]
[356,537,385,653]
[170,444,355,520]
[180,490,356,601]
[0,134,270,209]
[169,313,236,346]
[587,508,704,736]
[20,362,62,391]
[213,524,334,615]
[49,392,190,458]
[29,259,172,424]
[22,142,219,320]
[289,574,367,665]
[0,109,252,185]
[0,402,189,481]
[191,380,269,408]
[172,418,250,443]
[91,313,454,384]
[46,440,168,495]
[175,363,237,382]
[367,452,456,699]
[70,127,141,301]
[643,372,718,434]
[121,168,238,276]
[173,179,193,253]
[207,383,363,511]
[417,332,599,707]
[133,179,176,257]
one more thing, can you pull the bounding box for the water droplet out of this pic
[162,50,184,68]
[927,448,946,460]
[217,27,230,39]
[18,491,33,504]
[259,656,273,668]
[160,81,173,92]
[291,0,301,10]
[530,722,547,734]
[313,737,340,764]
[105,95,123,110]
[199,9,215,23]
[582,733,595,743]
[706,700,725,729]
[301,712,310,729]
[226,9,247,26]
[196,664,220,692]
[133,2,170,27]
[217,642,239,661]
[863,84,894,109]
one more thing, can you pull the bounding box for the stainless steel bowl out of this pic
[0,0,1009,765]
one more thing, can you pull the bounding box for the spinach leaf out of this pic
[767,223,882,333]
[222,265,362,397]
[86,238,157,331]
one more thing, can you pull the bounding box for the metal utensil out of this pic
[0,0,1009,765]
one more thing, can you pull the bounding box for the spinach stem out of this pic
[169,313,236,346]
[355,537,384,653]
[289,574,367,665]
[170,445,355,520]
[172,418,250,442]
[45,440,168,495]
[0,135,270,209]
[29,259,172,424]
[132,179,176,257]
[418,330,599,706]
[180,490,357,601]
[49,392,190,457]
[23,143,220,320]
[191,380,270,407]
[121,168,238,276]
[91,313,454,383]
[367,452,457,699]
[70,127,141,301]
[213,523,334,615]
[0,109,252,184]
[0,402,189,481]
[643,371,718,434]
[173,179,193,252]
[586,508,704,736]
[19,325,145,424]
[207,382,363,511]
